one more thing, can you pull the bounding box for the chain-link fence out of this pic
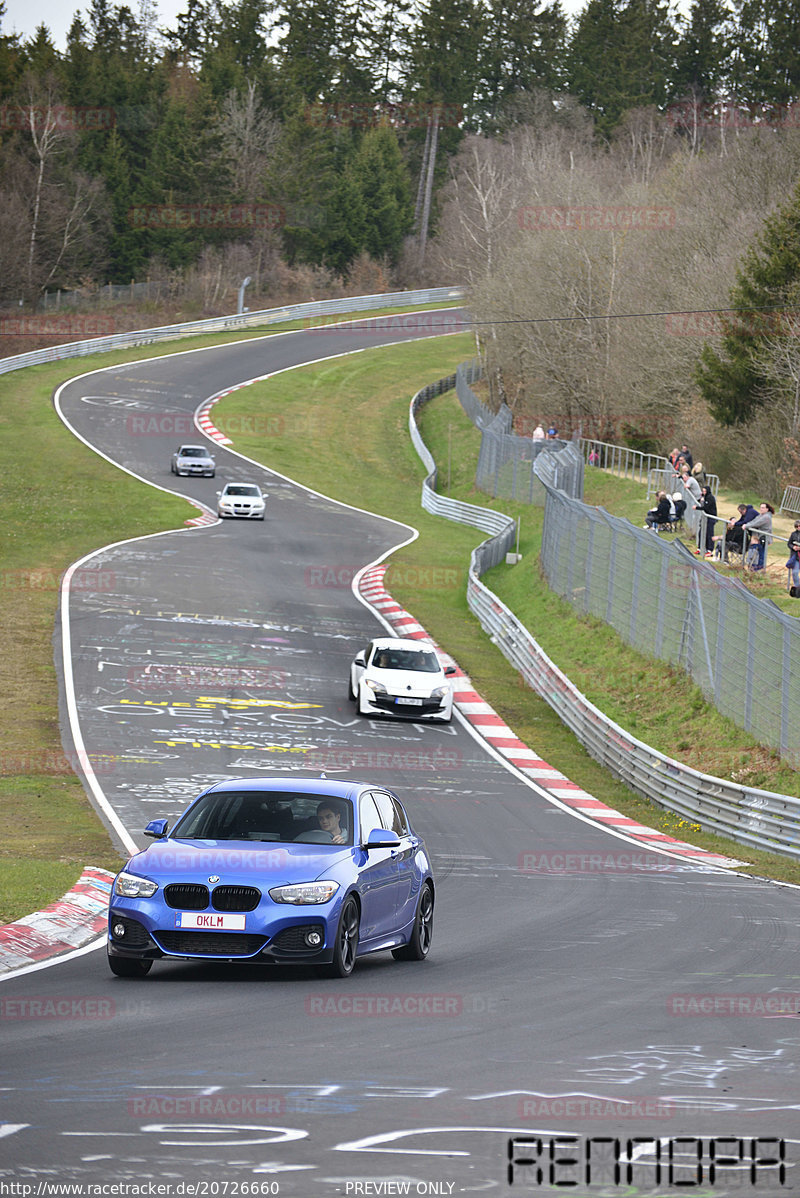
[539,487,800,768]
[456,356,800,769]
[456,360,585,502]
[411,365,800,857]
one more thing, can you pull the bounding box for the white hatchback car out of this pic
[349,637,456,722]
[217,483,266,519]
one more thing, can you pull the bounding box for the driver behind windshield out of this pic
[317,802,347,844]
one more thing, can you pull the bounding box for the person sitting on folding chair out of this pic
[644,492,671,531]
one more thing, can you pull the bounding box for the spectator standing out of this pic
[786,521,800,595]
[679,467,702,505]
[744,502,774,571]
[668,448,682,469]
[547,426,558,439]
[532,423,545,441]
[693,485,717,556]
[680,444,694,469]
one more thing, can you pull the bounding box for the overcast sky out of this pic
[7,0,594,52]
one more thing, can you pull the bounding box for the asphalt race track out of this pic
[1,312,800,1195]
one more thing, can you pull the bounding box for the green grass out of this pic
[0,303,462,922]
[215,350,800,886]
[3,315,800,925]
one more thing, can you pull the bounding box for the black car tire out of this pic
[347,674,356,701]
[107,953,153,978]
[392,883,433,961]
[320,897,359,978]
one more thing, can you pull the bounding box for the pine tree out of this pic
[566,0,677,137]
[671,0,730,100]
[695,180,800,425]
[352,123,413,261]
[478,0,567,126]
[729,0,800,109]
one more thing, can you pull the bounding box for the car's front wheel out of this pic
[347,673,356,701]
[320,897,359,978]
[392,883,433,961]
[107,953,153,978]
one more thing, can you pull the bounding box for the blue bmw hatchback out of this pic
[107,777,434,978]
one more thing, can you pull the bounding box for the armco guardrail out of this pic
[410,367,800,861]
[0,287,465,377]
[409,374,516,568]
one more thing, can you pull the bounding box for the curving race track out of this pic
[1,312,800,1194]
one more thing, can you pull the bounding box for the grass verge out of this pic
[0,303,459,923]
[215,345,800,886]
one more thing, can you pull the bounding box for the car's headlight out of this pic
[114,871,158,898]
[364,678,387,694]
[431,685,449,699]
[269,881,340,905]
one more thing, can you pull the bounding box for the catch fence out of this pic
[539,487,800,768]
[413,365,800,859]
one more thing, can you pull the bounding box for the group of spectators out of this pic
[643,443,784,578]
[532,422,559,441]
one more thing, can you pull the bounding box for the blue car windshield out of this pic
[171,791,353,846]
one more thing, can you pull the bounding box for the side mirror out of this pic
[354,653,366,667]
[444,665,456,676]
[365,827,401,850]
[144,818,169,839]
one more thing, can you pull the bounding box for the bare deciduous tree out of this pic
[217,81,281,203]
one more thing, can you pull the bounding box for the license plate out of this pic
[176,912,246,931]
[395,697,424,706]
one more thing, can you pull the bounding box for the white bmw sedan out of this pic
[349,637,456,722]
[217,483,266,520]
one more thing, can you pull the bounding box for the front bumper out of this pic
[218,505,265,518]
[108,907,337,965]
[361,691,451,719]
